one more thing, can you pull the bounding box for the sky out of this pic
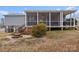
[0,6,79,23]
[0,6,79,13]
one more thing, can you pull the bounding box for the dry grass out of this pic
[0,30,79,52]
[0,32,11,41]
[0,32,10,38]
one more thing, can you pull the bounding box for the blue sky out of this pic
[0,6,79,23]
[0,6,79,16]
[0,6,79,12]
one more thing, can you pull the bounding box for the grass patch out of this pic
[46,31,63,39]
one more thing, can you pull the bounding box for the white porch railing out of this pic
[27,21,75,27]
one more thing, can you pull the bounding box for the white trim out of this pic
[28,26,74,28]
[13,26,16,32]
[4,16,5,26]
[25,10,76,13]
[60,11,63,27]
[74,12,75,27]
[70,13,72,27]
[49,11,51,27]
[25,12,27,27]
[37,11,38,24]
[6,26,8,32]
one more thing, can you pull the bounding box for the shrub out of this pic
[32,23,47,37]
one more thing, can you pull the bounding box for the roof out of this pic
[4,14,25,16]
[25,10,77,15]
[25,10,76,12]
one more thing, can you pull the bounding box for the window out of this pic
[27,13,37,26]
[38,13,49,26]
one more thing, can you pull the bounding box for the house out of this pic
[4,10,77,32]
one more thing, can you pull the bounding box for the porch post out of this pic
[74,12,75,27]
[25,12,27,27]
[49,11,51,31]
[70,13,72,27]
[60,11,63,30]
[6,26,8,32]
[13,26,16,32]
[37,11,39,24]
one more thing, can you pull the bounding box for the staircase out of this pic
[18,25,26,33]
[18,25,32,35]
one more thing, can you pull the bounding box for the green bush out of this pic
[32,23,47,37]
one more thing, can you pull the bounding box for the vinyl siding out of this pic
[4,15,25,26]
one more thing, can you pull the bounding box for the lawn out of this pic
[0,30,79,52]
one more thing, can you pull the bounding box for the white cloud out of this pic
[66,6,76,10]
[66,6,79,20]
[0,11,9,23]
[0,11,9,18]
[75,10,79,14]
[0,11,9,15]
[67,10,79,21]
[56,8,61,10]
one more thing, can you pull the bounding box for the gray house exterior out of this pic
[4,10,77,32]
[4,14,25,26]
[4,14,25,32]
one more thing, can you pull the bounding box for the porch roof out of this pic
[25,10,77,15]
